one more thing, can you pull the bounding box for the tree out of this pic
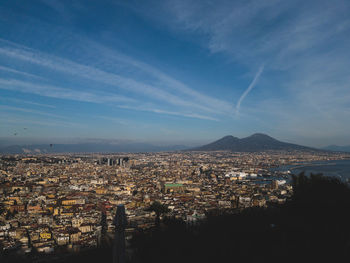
[146,201,170,227]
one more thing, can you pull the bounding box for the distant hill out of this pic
[323,145,350,153]
[0,142,188,154]
[190,133,320,152]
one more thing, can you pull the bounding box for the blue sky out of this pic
[0,0,350,147]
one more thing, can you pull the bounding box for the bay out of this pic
[272,159,350,180]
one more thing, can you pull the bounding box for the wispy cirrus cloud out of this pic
[118,104,219,121]
[132,0,350,140]
[0,78,134,104]
[0,65,45,80]
[154,0,350,65]
[235,65,264,115]
[0,112,82,128]
[0,105,66,119]
[94,115,129,125]
[85,40,234,114]
[0,39,231,117]
[0,78,217,121]
[2,98,56,109]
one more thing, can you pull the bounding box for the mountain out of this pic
[190,133,320,152]
[322,145,350,153]
[0,134,333,154]
[189,135,240,151]
[0,143,188,154]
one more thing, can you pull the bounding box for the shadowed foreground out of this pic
[130,173,350,263]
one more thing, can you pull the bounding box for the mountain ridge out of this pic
[189,133,323,152]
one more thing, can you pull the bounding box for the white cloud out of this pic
[0,65,45,79]
[235,65,264,115]
[118,104,219,121]
[0,105,66,119]
[0,78,134,104]
[84,41,234,114]
[0,39,231,116]
[0,78,217,121]
[0,112,81,128]
[136,0,350,141]
[2,98,56,109]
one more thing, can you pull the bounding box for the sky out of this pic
[0,0,350,148]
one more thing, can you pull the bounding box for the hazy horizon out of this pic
[0,136,207,148]
[1,133,348,149]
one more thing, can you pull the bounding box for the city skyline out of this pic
[1,0,350,147]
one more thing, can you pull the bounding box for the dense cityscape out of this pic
[1,150,349,259]
[1,0,350,262]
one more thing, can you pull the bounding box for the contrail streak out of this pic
[235,65,264,115]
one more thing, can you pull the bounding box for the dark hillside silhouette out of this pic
[130,173,350,263]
